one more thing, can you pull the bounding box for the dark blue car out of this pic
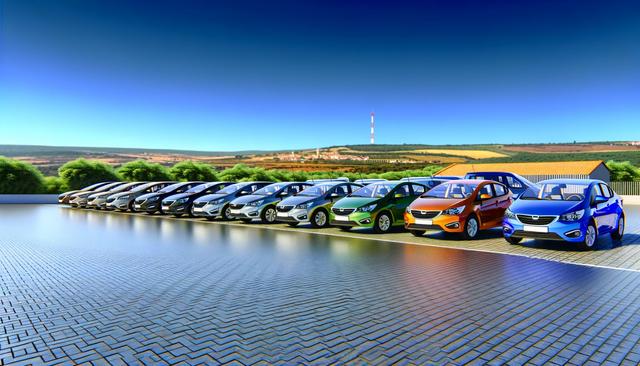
[465,171,537,198]
[503,179,625,250]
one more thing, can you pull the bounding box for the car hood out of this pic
[231,194,275,205]
[60,190,81,198]
[510,199,585,215]
[109,192,130,199]
[333,197,378,209]
[71,191,93,198]
[279,195,318,207]
[164,192,195,201]
[137,192,161,200]
[409,197,467,211]
[89,191,113,199]
[194,193,230,203]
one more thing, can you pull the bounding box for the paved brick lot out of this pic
[2,205,640,365]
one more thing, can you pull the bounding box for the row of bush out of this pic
[0,157,442,194]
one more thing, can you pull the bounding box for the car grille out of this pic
[517,214,556,225]
[411,210,441,219]
[163,200,175,206]
[106,197,116,203]
[230,203,245,209]
[193,201,207,208]
[332,208,355,215]
[277,205,294,212]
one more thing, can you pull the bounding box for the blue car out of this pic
[465,172,536,198]
[503,179,625,250]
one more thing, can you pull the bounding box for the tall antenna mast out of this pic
[370,112,375,144]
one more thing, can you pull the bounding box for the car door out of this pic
[492,183,511,222]
[598,183,616,231]
[590,184,609,233]
[390,184,414,223]
[476,183,497,228]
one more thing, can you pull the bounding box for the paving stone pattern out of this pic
[2,206,640,365]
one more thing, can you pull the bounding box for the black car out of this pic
[133,181,205,214]
[162,182,235,217]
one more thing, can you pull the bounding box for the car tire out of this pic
[310,209,329,228]
[262,206,277,224]
[580,222,598,250]
[128,201,135,211]
[373,212,393,234]
[410,230,425,237]
[505,236,522,245]
[611,215,625,241]
[221,205,233,221]
[462,215,479,240]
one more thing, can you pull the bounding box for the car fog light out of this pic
[503,226,512,233]
[445,222,460,229]
[359,218,371,224]
[249,211,258,216]
[298,215,307,220]
[565,229,581,238]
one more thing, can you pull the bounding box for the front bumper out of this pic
[330,211,374,228]
[229,204,265,219]
[107,198,132,211]
[69,197,89,208]
[162,202,190,215]
[503,217,586,242]
[192,203,224,218]
[276,208,310,223]
[133,199,161,213]
[404,212,465,233]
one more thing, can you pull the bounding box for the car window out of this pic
[599,184,612,198]
[203,185,221,194]
[332,185,348,196]
[411,184,425,196]
[394,185,411,198]
[493,184,507,196]
[506,176,523,189]
[478,184,494,198]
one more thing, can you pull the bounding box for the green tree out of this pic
[0,156,46,193]
[117,160,172,181]
[58,159,120,190]
[43,176,66,194]
[169,161,218,181]
[219,164,255,181]
[606,160,640,181]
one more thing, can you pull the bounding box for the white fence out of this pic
[610,182,640,196]
[522,174,589,183]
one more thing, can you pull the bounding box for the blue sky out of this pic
[1,0,639,151]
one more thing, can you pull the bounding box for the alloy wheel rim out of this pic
[586,226,596,247]
[225,207,231,218]
[316,211,327,226]
[379,215,391,231]
[266,208,276,222]
[467,218,478,237]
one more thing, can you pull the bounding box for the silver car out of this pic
[106,181,175,211]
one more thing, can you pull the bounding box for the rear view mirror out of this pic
[394,193,403,199]
[593,195,607,206]
[479,193,491,200]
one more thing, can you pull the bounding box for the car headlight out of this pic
[505,208,516,219]
[443,205,465,216]
[119,195,130,200]
[247,199,264,207]
[176,198,189,204]
[296,201,314,209]
[357,204,377,212]
[560,209,584,222]
[209,199,225,205]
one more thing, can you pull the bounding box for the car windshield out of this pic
[520,183,587,201]
[351,183,397,198]
[94,182,122,192]
[298,184,333,196]
[158,182,187,193]
[132,183,156,192]
[217,184,242,195]
[422,182,479,199]
[113,183,139,192]
[253,184,286,196]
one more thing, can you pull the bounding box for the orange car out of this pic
[404,179,512,239]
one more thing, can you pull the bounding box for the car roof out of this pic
[446,179,500,185]
[539,179,604,185]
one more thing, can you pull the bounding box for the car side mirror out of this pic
[329,193,340,198]
[592,195,607,206]
[239,190,250,196]
[279,191,289,197]
[394,193,404,199]
[478,193,491,200]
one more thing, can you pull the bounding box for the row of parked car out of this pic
[58,172,626,250]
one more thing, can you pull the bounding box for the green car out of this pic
[330,181,426,233]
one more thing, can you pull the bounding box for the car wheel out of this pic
[128,201,135,211]
[611,215,624,241]
[505,236,522,245]
[410,230,425,237]
[221,205,233,221]
[374,212,392,234]
[462,215,479,240]
[310,209,329,228]
[262,206,277,223]
[580,222,598,250]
